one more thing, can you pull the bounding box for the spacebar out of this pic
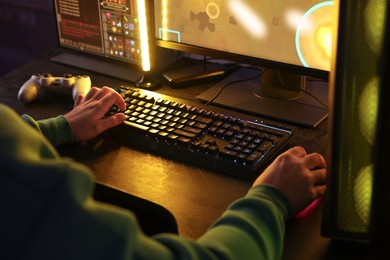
[124,121,149,131]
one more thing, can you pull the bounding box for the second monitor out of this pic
[154,0,334,127]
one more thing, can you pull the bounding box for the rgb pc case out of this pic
[322,0,390,244]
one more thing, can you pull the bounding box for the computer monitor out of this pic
[153,0,334,127]
[51,0,157,87]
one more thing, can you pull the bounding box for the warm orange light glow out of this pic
[316,24,332,58]
[137,0,151,71]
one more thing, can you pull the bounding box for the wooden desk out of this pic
[0,48,341,259]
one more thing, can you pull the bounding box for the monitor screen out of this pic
[154,0,332,77]
[51,0,148,82]
[153,0,334,127]
[54,0,141,64]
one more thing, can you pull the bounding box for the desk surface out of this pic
[2,48,375,259]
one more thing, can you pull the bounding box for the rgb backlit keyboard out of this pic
[106,87,293,180]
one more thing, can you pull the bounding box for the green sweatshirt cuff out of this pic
[247,184,293,220]
[21,114,74,146]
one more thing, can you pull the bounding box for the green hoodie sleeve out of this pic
[153,184,292,260]
[0,103,293,260]
[21,113,74,146]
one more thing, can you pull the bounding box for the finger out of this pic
[91,86,115,101]
[305,153,326,170]
[85,86,101,100]
[100,88,126,111]
[96,113,126,133]
[312,184,326,198]
[311,168,327,185]
[74,94,85,108]
[289,146,307,158]
[106,87,126,110]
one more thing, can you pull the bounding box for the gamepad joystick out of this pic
[18,73,92,103]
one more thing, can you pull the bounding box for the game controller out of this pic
[18,73,92,103]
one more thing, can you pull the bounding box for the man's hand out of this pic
[64,86,126,142]
[253,146,327,216]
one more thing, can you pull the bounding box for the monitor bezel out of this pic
[155,36,329,82]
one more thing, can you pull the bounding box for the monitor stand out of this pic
[196,67,329,128]
[51,51,143,83]
[134,70,162,90]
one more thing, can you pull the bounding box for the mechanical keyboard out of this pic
[106,87,294,180]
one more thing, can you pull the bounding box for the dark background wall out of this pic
[0,0,57,76]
